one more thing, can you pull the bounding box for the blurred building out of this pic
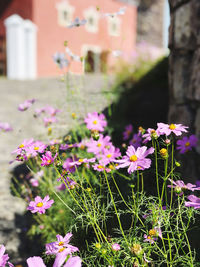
[0,0,137,79]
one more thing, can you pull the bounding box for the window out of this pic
[56,1,74,27]
[108,17,121,37]
[84,7,100,33]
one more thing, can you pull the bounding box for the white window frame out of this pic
[81,44,102,73]
[56,0,75,27]
[83,7,100,33]
[108,16,121,37]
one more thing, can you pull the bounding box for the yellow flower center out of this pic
[36,202,43,207]
[97,143,102,147]
[129,155,138,162]
[108,164,115,170]
[107,154,112,158]
[185,142,190,147]
[97,165,103,169]
[169,124,176,130]
[47,160,52,164]
[34,146,39,150]
[19,144,24,148]
[93,120,97,125]
[80,145,85,150]
[58,248,65,253]
[151,130,155,134]
[58,241,64,246]
[149,229,157,237]
[78,159,84,162]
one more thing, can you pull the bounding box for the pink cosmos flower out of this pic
[92,163,110,172]
[30,178,39,187]
[27,195,54,214]
[60,144,77,150]
[86,134,112,155]
[49,139,62,145]
[43,117,58,127]
[0,245,9,267]
[177,135,198,154]
[12,138,34,155]
[26,141,47,157]
[167,179,200,195]
[45,233,78,255]
[84,112,107,132]
[111,243,120,251]
[70,157,96,167]
[144,227,162,244]
[100,145,121,165]
[123,124,133,140]
[27,255,82,267]
[0,122,13,132]
[185,195,200,209]
[115,146,154,174]
[63,157,77,173]
[157,122,188,136]
[34,107,46,117]
[129,133,142,148]
[45,106,61,117]
[41,151,57,166]
[27,256,46,267]
[142,128,161,143]
[56,177,77,191]
[18,99,35,111]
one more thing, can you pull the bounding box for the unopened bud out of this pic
[160,148,168,158]
[91,130,100,141]
[131,243,143,256]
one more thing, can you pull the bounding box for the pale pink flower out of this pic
[12,138,34,155]
[86,134,112,155]
[27,256,46,267]
[168,179,200,195]
[115,146,154,174]
[43,117,58,127]
[84,112,107,132]
[185,195,200,209]
[0,122,13,132]
[70,157,96,167]
[27,195,54,214]
[26,141,47,157]
[18,99,35,111]
[45,233,78,255]
[142,128,161,143]
[63,157,77,173]
[0,245,9,266]
[100,145,121,165]
[157,123,188,136]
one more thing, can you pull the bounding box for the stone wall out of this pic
[137,0,165,47]
[168,0,200,181]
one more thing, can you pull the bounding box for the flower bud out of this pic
[91,130,100,141]
[160,148,168,158]
[111,243,120,251]
[175,185,182,194]
[95,243,101,249]
[131,243,143,256]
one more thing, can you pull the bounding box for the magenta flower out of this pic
[0,122,13,132]
[129,133,142,148]
[45,233,78,255]
[168,179,200,195]
[27,195,54,214]
[30,178,39,187]
[111,243,120,251]
[142,128,161,143]
[63,157,78,173]
[115,146,154,174]
[177,135,198,154]
[84,112,107,132]
[41,151,57,166]
[185,195,200,209]
[157,122,188,136]
[18,99,35,111]
[123,124,133,140]
[0,245,9,267]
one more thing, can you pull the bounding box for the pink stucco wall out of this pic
[32,0,137,76]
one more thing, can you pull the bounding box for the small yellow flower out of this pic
[71,113,76,119]
[95,243,101,249]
